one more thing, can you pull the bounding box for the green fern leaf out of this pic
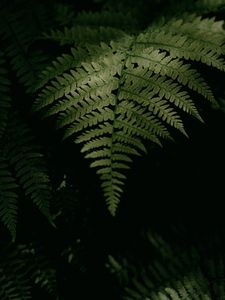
[2,113,52,223]
[34,16,224,215]
[0,242,57,299]
[21,243,57,297]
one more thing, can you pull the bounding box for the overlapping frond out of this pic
[34,16,225,215]
[44,25,127,46]
[43,7,139,51]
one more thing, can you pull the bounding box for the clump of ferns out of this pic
[2,0,225,234]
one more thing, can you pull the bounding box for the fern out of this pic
[109,228,225,300]
[5,114,52,216]
[0,242,57,300]
[0,113,52,239]
[45,7,133,46]
[20,243,57,297]
[33,15,225,215]
[0,1,50,92]
[0,1,225,299]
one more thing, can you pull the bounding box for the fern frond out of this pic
[34,15,224,215]
[20,243,57,296]
[0,245,32,300]
[0,158,18,241]
[0,3,50,92]
[0,242,57,299]
[111,229,225,300]
[2,113,52,221]
[0,51,11,138]
[0,267,31,300]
